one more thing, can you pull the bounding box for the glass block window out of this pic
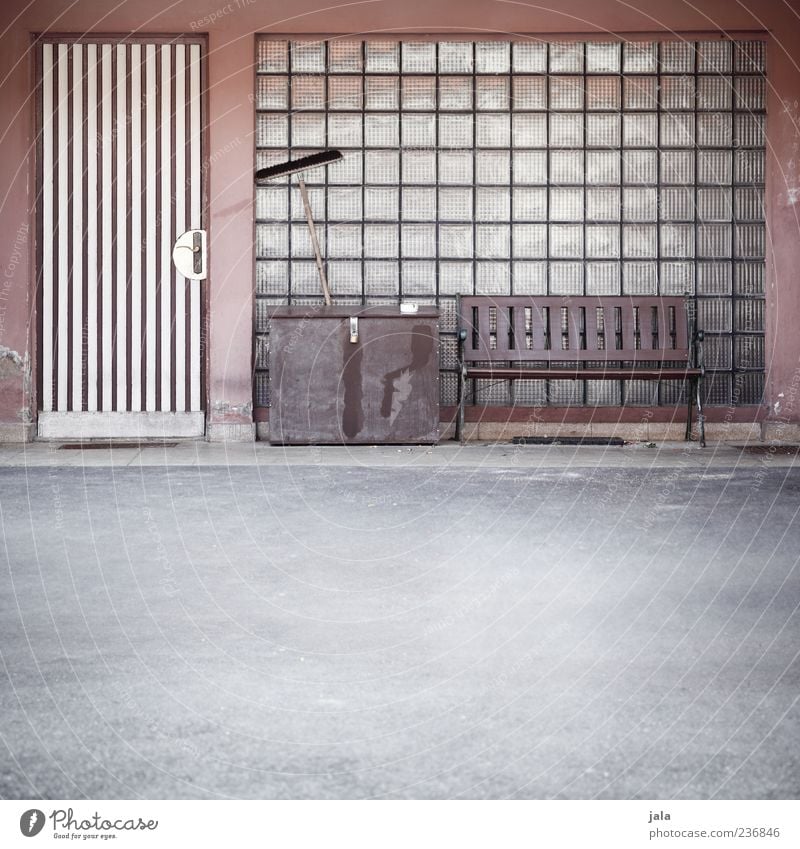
[254,38,766,409]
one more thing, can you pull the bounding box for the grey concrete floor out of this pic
[0,441,798,799]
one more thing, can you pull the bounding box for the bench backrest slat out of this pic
[459,296,693,364]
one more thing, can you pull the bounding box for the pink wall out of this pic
[2,0,799,439]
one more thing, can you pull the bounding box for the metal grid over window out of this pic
[254,38,766,409]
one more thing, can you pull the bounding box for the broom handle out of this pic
[297,177,332,306]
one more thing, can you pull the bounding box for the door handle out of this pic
[172,229,207,279]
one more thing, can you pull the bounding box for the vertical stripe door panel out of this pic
[38,40,203,420]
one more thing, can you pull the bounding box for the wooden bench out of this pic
[456,295,705,446]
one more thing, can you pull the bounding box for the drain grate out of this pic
[743,445,800,456]
[512,436,626,447]
[58,442,179,450]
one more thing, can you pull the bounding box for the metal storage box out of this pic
[268,306,439,444]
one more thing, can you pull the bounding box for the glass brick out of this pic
[660,223,694,259]
[289,186,324,220]
[402,77,436,111]
[291,75,325,110]
[551,150,583,184]
[291,113,325,147]
[364,261,399,294]
[550,187,584,220]
[512,113,547,148]
[364,187,399,220]
[328,261,362,295]
[513,150,547,184]
[734,263,764,296]
[476,262,511,295]
[439,224,473,258]
[513,187,547,220]
[697,262,732,295]
[476,76,510,110]
[698,113,733,147]
[661,75,694,110]
[476,187,510,220]
[697,40,732,74]
[623,150,657,184]
[476,150,510,184]
[549,42,583,73]
[439,151,473,184]
[660,186,694,220]
[735,223,765,258]
[364,150,399,183]
[328,187,362,221]
[586,76,620,110]
[438,42,473,74]
[438,76,472,110]
[365,41,399,73]
[401,42,435,73]
[698,298,732,332]
[477,224,510,258]
[586,261,621,294]
[622,261,657,295]
[512,261,548,294]
[512,77,546,110]
[623,187,657,221]
[550,224,583,258]
[550,113,584,147]
[403,114,437,147]
[698,150,732,184]
[698,75,732,110]
[660,113,695,147]
[440,114,474,147]
[623,76,658,110]
[586,151,621,185]
[290,41,325,72]
[622,113,657,147]
[734,113,765,147]
[364,224,399,258]
[660,151,695,185]
[438,187,472,220]
[698,223,732,258]
[735,299,764,332]
[587,42,621,73]
[550,76,584,109]
[697,187,732,221]
[290,222,325,258]
[735,41,766,73]
[474,114,508,148]
[365,76,399,110]
[328,40,362,73]
[702,335,732,370]
[700,373,731,406]
[512,41,547,73]
[586,187,621,221]
[476,41,510,73]
[256,114,288,147]
[401,187,436,220]
[401,261,436,295]
[734,149,764,183]
[735,187,765,221]
[256,261,288,296]
[735,335,764,369]
[622,224,657,258]
[549,262,584,295]
[328,152,362,184]
[439,262,474,295]
[257,40,288,73]
[327,224,360,257]
[256,76,288,110]
[327,77,362,110]
[402,150,436,183]
[586,225,620,259]
[623,42,657,73]
[660,41,695,73]
[512,224,547,258]
[401,224,435,257]
[587,114,620,148]
[327,114,362,147]
[660,261,694,295]
[256,186,288,220]
[735,76,766,111]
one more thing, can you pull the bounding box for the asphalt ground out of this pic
[0,442,798,799]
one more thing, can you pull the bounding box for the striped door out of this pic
[37,39,204,438]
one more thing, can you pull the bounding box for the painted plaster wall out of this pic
[1,0,799,439]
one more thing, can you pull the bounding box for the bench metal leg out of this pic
[685,378,694,441]
[696,376,706,447]
[456,365,466,444]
